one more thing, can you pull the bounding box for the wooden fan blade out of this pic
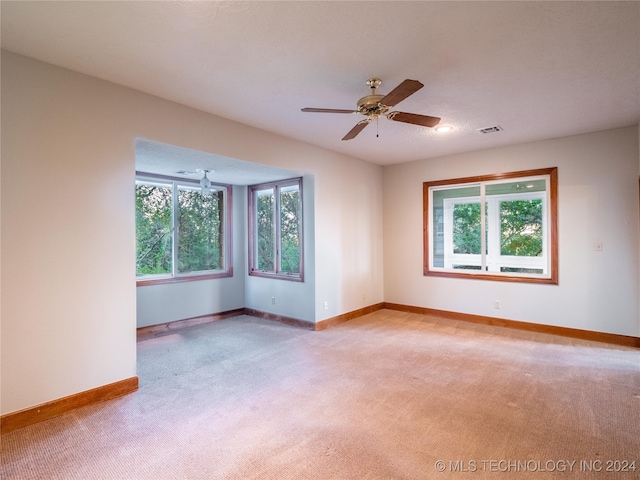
[342,120,370,140]
[301,108,358,114]
[387,111,441,128]
[380,79,424,107]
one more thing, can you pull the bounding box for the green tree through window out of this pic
[136,175,232,284]
[279,186,300,273]
[136,183,173,275]
[249,178,303,281]
[500,199,542,256]
[178,188,224,273]
[256,191,275,271]
[453,203,482,254]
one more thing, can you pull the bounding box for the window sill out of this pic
[249,270,303,282]
[424,269,558,285]
[136,270,233,287]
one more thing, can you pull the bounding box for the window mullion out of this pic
[274,185,281,274]
[172,182,179,277]
[251,191,257,271]
[480,183,487,272]
[486,198,501,272]
[442,199,453,269]
[218,190,225,270]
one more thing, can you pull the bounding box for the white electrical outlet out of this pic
[323,301,328,310]
[494,300,501,309]
[271,297,276,305]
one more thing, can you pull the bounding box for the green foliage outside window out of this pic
[453,203,482,254]
[136,184,172,275]
[279,189,300,273]
[452,199,542,257]
[136,180,226,278]
[500,200,542,256]
[177,189,224,273]
[256,192,275,271]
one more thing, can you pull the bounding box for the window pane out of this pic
[499,199,543,257]
[256,188,275,271]
[177,187,224,273]
[432,185,480,267]
[279,185,300,273]
[500,267,544,274]
[453,203,482,254]
[136,182,173,275]
[486,179,546,196]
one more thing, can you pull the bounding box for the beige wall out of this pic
[383,126,640,337]
[1,52,384,415]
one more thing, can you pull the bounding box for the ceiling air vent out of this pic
[477,125,503,134]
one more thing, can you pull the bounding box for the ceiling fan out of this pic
[301,78,441,140]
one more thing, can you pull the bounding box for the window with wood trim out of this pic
[424,167,558,284]
[136,173,232,286]
[248,177,303,281]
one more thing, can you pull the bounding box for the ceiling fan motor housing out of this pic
[357,94,388,117]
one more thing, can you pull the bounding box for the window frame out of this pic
[248,177,304,282]
[136,172,233,286]
[423,167,558,284]
[442,190,548,272]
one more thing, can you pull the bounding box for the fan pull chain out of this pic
[376,116,379,138]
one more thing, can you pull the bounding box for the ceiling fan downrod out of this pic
[365,78,382,94]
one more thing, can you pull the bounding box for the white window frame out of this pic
[442,190,548,274]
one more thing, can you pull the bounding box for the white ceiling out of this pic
[2,1,639,169]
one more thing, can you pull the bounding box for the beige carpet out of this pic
[1,310,639,479]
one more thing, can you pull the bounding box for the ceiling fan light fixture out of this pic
[199,169,213,194]
[435,125,453,133]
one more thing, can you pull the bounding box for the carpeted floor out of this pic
[1,310,639,479]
